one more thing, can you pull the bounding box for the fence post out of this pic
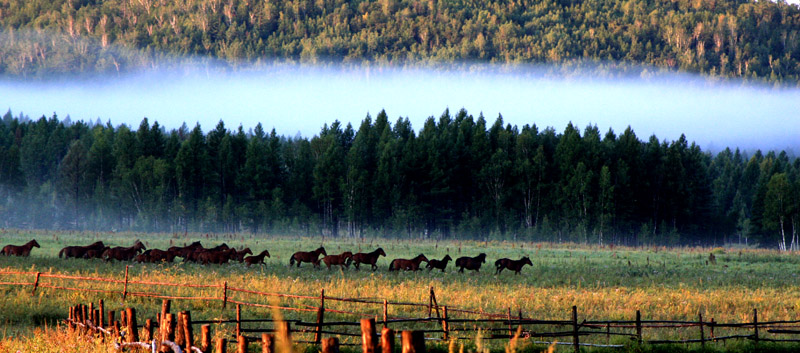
[237,335,248,353]
[160,299,171,326]
[99,300,104,329]
[381,328,395,353]
[383,299,388,328]
[323,337,340,353]
[201,325,212,352]
[182,311,194,353]
[215,338,227,353]
[572,306,579,353]
[160,313,175,353]
[753,309,759,344]
[108,310,115,329]
[635,310,642,344]
[122,265,129,300]
[507,307,513,337]
[236,304,242,337]
[441,306,449,341]
[428,288,433,317]
[126,307,139,343]
[361,318,377,353]
[261,333,275,353]
[698,313,705,347]
[31,272,40,295]
[144,319,153,341]
[175,312,186,347]
[401,331,425,353]
[315,288,325,343]
[223,281,228,308]
[710,318,716,341]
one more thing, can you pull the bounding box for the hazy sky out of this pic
[2,64,799,152]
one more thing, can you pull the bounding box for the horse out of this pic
[455,253,487,273]
[59,241,105,259]
[244,250,271,267]
[322,252,353,270]
[198,248,238,265]
[1,239,40,257]
[289,247,327,267]
[352,248,387,270]
[426,255,452,272]
[168,241,203,259]
[232,248,253,263]
[495,256,533,275]
[83,246,110,259]
[136,249,175,263]
[389,254,429,271]
[102,240,146,262]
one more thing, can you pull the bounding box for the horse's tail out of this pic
[58,248,65,258]
[289,255,296,266]
[494,259,503,268]
[388,260,396,271]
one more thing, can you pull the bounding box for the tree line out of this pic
[0,109,798,247]
[1,0,800,84]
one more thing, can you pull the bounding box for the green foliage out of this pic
[1,0,800,83]
[0,110,799,246]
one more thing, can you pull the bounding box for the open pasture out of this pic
[3,229,800,350]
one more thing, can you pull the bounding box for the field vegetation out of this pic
[3,229,800,352]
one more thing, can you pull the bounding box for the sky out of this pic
[2,64,799,153]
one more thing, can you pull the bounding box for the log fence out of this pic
[7,269,800,351]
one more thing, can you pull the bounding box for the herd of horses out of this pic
[1,239,535,275]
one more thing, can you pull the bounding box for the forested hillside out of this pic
[1,0,799,83]
[0,110,798,247]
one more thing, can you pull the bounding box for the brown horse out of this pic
[83,246,110,259]
[232,248,253,263]
[102,240,146,262]
[135,249,176,263]
[198,248,238,265]
[244,250,271,267]
[352,248,387,270]
[59,241,106,259]
[182,243,227,263]
[389,254,429,271]
[289,247,327,267]
[495,256,533,275]
[2,239,40,257]
[455,253,487,273]
[322,252,353,270]
[426,255,452,272]
[168,241,203,259]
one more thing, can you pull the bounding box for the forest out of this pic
[1,0,799,83]
[0,109,798,247]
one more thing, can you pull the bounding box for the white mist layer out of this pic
[2,65,799,152]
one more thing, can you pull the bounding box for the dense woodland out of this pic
[1,0,799,83]
[0,109,798,247]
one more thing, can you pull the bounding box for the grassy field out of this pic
[2,229,800,352]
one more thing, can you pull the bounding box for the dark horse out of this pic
[495,256,533,275]
[244,250,271,267]
[322,252,353,270]
[135,249,176,263]
[102,240,146,262]
[59,241,106,259]
[232,248,253,263]
[455,253,487,273]
[198,248,238,265]
[2,239,40,257]
[289,247,327,267]
[352,248,387,270]
[83,246,109,259]
[168,241,203,259]
[389,254,429,271]
[426,255,452,272]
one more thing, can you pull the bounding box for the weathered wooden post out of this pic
[383,300,389,328]
[236,304,242,337]
[160,313,175,353]
[122,265,129,300]
[215,338,227,353]
[401,331,425,353]
[361,318,377,353]
[182,311,194,353]
[698,313,705,348]
[222,281,228,308]
[82,304,88,325]
[322,337,340,353]
[380,328,395,353]
[441,306,449,341]
[315,289,325,343]
[710,318,716,341]
[175,312,186,347]
[572,306,579,353]
[507,307,513,337]
[261,333,275,353]
[201,325,212,352]
[276,321,291,351]
[108,310,116,330]
[160,299,171,325]
[144,319,153,341]
[753,309,759,344]
[635,310,642,344]
[98,300,104,329]
[237,335,248,353]
[31,272,40,295]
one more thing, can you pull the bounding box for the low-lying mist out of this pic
[2,62,799,152]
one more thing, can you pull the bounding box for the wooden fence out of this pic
[5,267,800,351]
